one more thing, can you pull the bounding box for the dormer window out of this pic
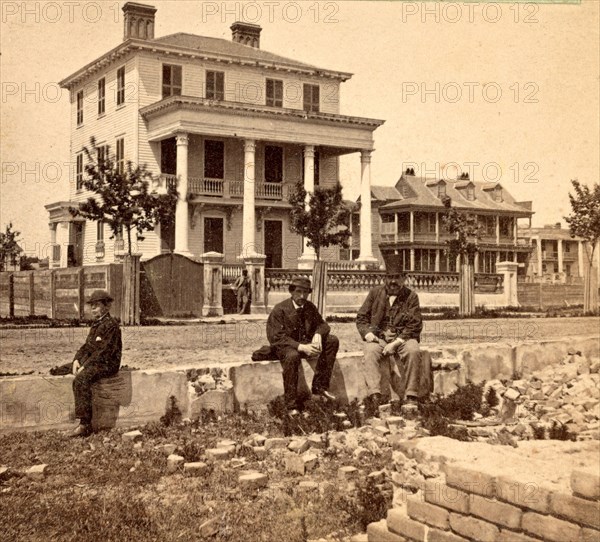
[467,186,475,200]
[494,186,503,202]
[438,183,446,199]
[456,180,475,201]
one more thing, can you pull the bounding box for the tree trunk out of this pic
[127,226,132,256]
[584,264,598,313]
[459,262,475,316]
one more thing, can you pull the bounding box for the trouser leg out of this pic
[363,342,385,396]
[393,339,432,400]
[73,364,111,425]
[277,347,302,410]
[311,334,339,393]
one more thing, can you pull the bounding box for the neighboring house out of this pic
[46,2,384,269]
[517,223,600,284]
[354,169,534,274]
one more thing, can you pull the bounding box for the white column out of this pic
[435,212,439,243]
[174,133,191,256]
[409,211,415,243]
[241,139,258,258]
[358,150,377,268]
[536,237,543,277]
[578,240,584,278]
[57,222,70,268]
[474,252,480,273]
[435,249,440,272]
[557,238,564,274]
[496,216,500,245]
[513,219,517,243]
[410,248,415,271]
[298,145,317,268]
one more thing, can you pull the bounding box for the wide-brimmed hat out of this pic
[290,276,312,292]
[86,290,114,304]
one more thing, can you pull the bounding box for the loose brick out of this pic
[373,425,391,437]
[522,511,582,542]
[449,513,499,542]
[25,464,47,479]
[470,494,522,529]
[285,452,318,475]
[338,466,359,481]
[445,463,496,498]
[406,496,449,530]
[427,528,469,542]
[550,492,600,529]
[166,454,184,473]
[307,435,326,449]
[387,508,428,542]
[581,527,600,542]
[264,437,288,450]
[496,475,551,513]
[497,528,542,542]
[424,481,470,514]
[366,519,407,542]
[183,462,208,476]
[206,447,233,461]
[572,469,600,501]
[122,430,143,443]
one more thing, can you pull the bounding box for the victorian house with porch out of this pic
[353,169,534,277]
[46,2,384,272]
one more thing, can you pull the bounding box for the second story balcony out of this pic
[159,174,293,202]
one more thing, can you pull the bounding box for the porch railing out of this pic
[189,177,224,196]
[223,264,244,284]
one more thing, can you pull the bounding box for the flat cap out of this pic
[86,290,113,304]
[290,276,312,291]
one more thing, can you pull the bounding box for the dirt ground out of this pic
[0,316,598,374]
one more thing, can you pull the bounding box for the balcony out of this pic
[542,251,558,260]
[160,174,291,201]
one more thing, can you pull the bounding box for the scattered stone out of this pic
[338,466,359,481]
[334,412,348,420]
[368,470,386,483]
[230,458,247,469]
[166,454,184,473]
[0,467,9,481]
[285,452,318,475]
[342,420,353,428]
[217,439,236,448]
[297,481,319,492]
[264,437,288,450]
[199,517,219,538]
[122,430,143,443]
[386,416,404,428]
[503,388,521,401]
[353,446,370,460]
[239,472,268,489]
[307,435,326,449]
[156,443,178,456]
[133,442,143,450]
[373,425,391,437]
[252,446,267,460]
[183,462,208,475]
[288,439,310,454]
[25,464,47,479]
[206,447,234,461]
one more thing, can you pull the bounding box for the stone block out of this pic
[497,529,541,542]
[406,496,449,530]
[366,519,407,542]
[252,446,267,460]
[338,466,359,481]
[522,511,581,542]
[217,439,236,448]
[516,340,570,376]
[581,527,600,542]
[469,494,522,529]
[445,463,496,498]
[423,481,469,514]
[571,468,600,501]
[190,389,234,416]
[156,443,177,456]
[122,430,143,443]
[460,343,514,383]
[25,464,47,479]
[387,508,428,542]
[427,529,469,542]
[449,513,499,542]
[550,492,600,529]
[183,462,208,475]
[264,437,288,450]
[199,518,219,538]
[373,425,391,437]
[386,416,404,428]
[496,475,551,513]
[285,452,318,475]
[239,472,268,490]
[206,447,234,461]
[166,454,184,473]
[288,439,310,454]
[307,434,326,449]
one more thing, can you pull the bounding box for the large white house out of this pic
[46,2,384,269]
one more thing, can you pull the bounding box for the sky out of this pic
[1,0,599,257]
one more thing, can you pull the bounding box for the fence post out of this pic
[200,251,224,317]
[497,261,519,307]
[28,271,34,316]
[8,273,14,318]
[50,270,56,319]
[244,254,267,314]
[78,267,85,320]
[121,254,141,325]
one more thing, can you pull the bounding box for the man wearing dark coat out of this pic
[356,270,432,416]
[71,290,122,436]
[267,276,339,416]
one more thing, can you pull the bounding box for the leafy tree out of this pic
[564,179,600,311]
[441,196,483,315]
[70,137,178,256]
[0,222,22,271]
[288,180,351,261]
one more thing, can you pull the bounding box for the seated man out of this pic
[267,276,339,416]
[356,270,432,416]
[71,290,122,437]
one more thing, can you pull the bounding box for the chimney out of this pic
[231,22,262,48]
[122,2,157,41]
[555,222,561,229]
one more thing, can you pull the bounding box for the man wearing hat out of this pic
[266,276,339,416]
[70,290,122,436]
[356,269,432,417]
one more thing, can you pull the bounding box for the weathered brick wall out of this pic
[369,461,600,542]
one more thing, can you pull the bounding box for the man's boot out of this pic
[364,392,382,419]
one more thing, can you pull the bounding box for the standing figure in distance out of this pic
[356,270,432,417]
[71,290,122,437]
[267,276,339,416]
[234,269,252,315]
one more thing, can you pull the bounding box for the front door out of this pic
[264,220,283,268]
[204,217,224,254]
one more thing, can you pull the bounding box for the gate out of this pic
[140,254,203,317]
